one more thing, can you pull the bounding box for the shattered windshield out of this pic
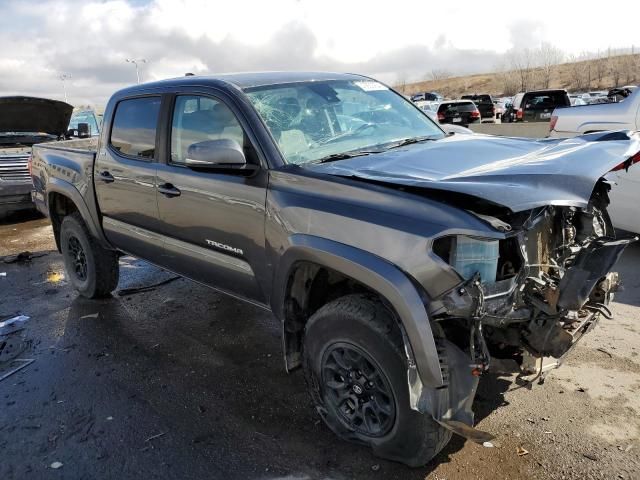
[244,79,444,164]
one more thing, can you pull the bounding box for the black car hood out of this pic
[0,96,73,136]
[309,131,640,212]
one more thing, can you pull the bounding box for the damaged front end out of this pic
[422,182,636,440]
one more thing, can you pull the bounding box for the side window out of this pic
[170,95,244,165]
[110,97,161,159]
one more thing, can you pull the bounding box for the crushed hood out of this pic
[0,96,73,136]
[309,131,640,212]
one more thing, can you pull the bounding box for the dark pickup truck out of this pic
[31,72,638,466]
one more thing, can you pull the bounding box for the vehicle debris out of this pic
[2,251,47,264]
[145,432,167,443]
[80,313,99,319]
[0,315,31,362]
[517,446,529,457]
[582,452,598,461]
[116,276,180,296]
[50,461,63,469]
[597,348,613,358]
[0,314,29,334]
[0,358,35,382]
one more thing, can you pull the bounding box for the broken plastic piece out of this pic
[0,315,29,331]
[0,359,35,382]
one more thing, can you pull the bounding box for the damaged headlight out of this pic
[433,236,500,283]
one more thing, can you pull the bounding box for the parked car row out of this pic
[550,85,640,234]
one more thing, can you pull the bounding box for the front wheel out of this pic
[60,212,119,298]
[303,294,452,467]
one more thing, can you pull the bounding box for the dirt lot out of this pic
[1,212,639,480]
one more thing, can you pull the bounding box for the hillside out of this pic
[398,53,640,98]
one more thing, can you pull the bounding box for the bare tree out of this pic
[494,61,518,96]
[594,52,608,88]
[567,54,593,91]
[535,43,564,89]
[395,73,408,94]
[508,48,534,92]
[609,55,622,87]
[620,54,638,85]
[430,69,451,81]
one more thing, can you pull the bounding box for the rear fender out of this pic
[47,177,111,250]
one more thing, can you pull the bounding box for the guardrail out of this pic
[469,122,551,138]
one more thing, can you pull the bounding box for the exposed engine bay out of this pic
[430,182,637,378]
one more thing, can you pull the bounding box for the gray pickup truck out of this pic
[0,96,72,217]
[31,72,639,466]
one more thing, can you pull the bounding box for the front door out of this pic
[155,94,269,303]
[95,95,163,260]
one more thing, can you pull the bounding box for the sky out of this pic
[0,0,638,106]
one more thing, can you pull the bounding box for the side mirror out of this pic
[77,122,90,138]
[184,139,256,173]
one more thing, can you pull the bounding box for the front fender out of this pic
[271,233,444,389]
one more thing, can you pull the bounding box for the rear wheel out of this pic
[303,294,452,467]
[60,212,119,298]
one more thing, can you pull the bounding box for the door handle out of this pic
[98,171,114,183]
[158,183,181,198]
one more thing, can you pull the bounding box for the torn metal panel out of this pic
[557,238,634,310]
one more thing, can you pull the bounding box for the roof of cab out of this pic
[115,71,369,97]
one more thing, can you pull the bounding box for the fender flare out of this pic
[271,233,444,388]
[46,178,111,249]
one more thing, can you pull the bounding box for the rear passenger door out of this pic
[155,93,269,303]
[95,96,164,260]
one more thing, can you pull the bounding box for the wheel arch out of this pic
[271,234,444,389]
[47,178,110,252]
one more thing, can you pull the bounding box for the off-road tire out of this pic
[303,294,452,467]
[60,212,119,298]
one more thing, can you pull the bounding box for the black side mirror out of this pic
[184,139,257,173]
[77,122,90,138]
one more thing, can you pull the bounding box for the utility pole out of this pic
[59,74,70,103]
[126,58,147,84]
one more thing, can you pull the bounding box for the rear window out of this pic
[522,91,569,110]
[461,94,492,104]
[438,102,476,113]
[110,97,161,159]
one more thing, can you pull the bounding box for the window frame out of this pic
[166,92,255,169]
[108,94,163,162]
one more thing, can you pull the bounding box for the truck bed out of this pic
[33,136,99,153]
[30,137,99,219]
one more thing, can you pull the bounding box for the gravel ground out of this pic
[0,212,639,480]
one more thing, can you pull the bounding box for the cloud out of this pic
[0,0,635,106]
[0,1,505,106]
